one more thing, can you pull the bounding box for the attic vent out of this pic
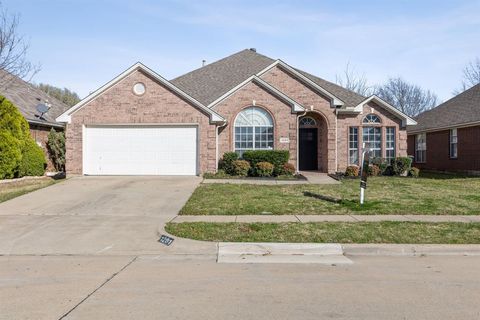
[249,48,256,52]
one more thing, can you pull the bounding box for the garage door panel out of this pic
[84,126,197,175]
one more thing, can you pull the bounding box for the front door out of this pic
[299,128,318,170]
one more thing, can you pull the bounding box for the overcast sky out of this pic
[4,0,480,102]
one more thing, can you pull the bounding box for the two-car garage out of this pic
[83,125,198,175]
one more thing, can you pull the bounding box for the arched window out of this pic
[362,114,382,158]
[363,114,381,124]
[234,107,274,156]
[299,117,317,127]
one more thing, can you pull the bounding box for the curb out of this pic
[342,244,480,256]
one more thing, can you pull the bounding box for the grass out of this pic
[180,174,480,215]
[0,177,57,203]
[166,221,480,244]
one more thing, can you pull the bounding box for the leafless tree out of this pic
[375,77,438,117]
[336,63,372,96]
[0,6,40,88]
[454,57,480,94]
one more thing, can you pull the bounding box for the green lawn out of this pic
[181,174,480,215]
[166,221,480,244]
[0,178,57,203]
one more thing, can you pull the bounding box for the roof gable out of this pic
[408,83,480,133]
[56,62,225,123]
[209,75,305,112]
[0,70,68,127]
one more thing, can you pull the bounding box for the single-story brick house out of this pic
[0,70,68,170]
[407,83,480,175]
[56,49,416,176]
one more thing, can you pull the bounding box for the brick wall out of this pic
[214,81,298,168]
[408,126,480,173]
[66,70,217,175]
[337,102,407,172]
[260,66,337,173]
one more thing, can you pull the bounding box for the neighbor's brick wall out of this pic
[260,66,337,173]
[30,124,62,171]
[214,82,298,168]
[408,126,480,173]
[337,102,407,172]
[66,70,216,175]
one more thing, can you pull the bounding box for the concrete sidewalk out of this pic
[172,214,480,223]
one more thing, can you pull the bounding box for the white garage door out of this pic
[83,125,198,175]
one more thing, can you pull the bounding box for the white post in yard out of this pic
[359,143,370,205]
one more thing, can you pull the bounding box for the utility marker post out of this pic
[359,143,370,205]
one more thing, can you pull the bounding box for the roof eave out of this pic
[256,59,345,107]
[351,95,417,126]
[55,62,225,124]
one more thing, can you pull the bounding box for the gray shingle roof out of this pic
[171,49,366,108]
[0,70,68,127]
[407,83,480,133]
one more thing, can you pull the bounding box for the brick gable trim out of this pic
[56,62,225,124]
[209,75,306,113]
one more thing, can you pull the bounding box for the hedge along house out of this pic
[0,70,68,171]
[56,49,416,176]
[407,83,480,175]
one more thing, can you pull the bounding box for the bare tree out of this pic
[336,63,372,96]
[454,57,480,94]
[375,77,438,117]
[0,6,39,88]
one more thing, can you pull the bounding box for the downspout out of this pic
[215,120,228,172]
[296,109,308,173]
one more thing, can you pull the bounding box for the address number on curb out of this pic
[159,235,174,246]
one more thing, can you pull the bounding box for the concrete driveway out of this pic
[0,176,216,255]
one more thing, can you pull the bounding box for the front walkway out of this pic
[172,214,480,223]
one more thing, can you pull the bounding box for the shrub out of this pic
[0,131,22,179]
[242,150,289,176]
[18,139,46,177]
[255,161,274,177]
[368,164,381,176]
[393,157,412,176]
[281,163,296,176]
[0,95,30,140]
[47,128,65,171]
[232,160,250,176]
[409,167,420,178]
[345,165,359,177]
[370,157,389,174]
[219,152,238,175]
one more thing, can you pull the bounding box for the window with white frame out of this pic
[386,127,396,162]
[299,116,317,127]
[348,127,359,165]
[450,128,458,159]
[415,133,426,163]
[363,114,381,124]
[234,107,274,156]
[362,127,382,158]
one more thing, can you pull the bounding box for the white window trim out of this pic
[234,107,274,154]
[449,128,458,159]
[386,127,396,161]
[415,133,427,163]
[348,127,359,165]
[362,126,382,158]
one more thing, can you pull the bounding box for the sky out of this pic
[3,0,480,102]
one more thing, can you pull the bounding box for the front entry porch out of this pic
[298,113,329,172]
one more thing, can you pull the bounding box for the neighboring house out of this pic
[56,49,416,176]
[407,83,480,174]
[0,71,69,170]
